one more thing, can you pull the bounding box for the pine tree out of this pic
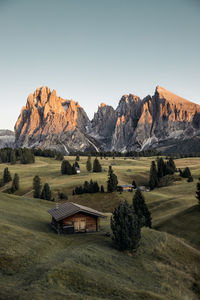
[3,167,12,183]
[132,189,152,228]
[11,173,19,193]
[93,158,102,172]
[107,166,118,192]
[157,157,166,179]
[33,175,42,198]
[76,153,80,161]
[168,157,176,173]
[196,177,200,208]
[100,185,105,193]
[86,156,92,172]
[83,181,90,193]
[61,160,73,175]
[149,161,158,190]
[111,200,141,251]
[132,180,137,189]
[10,150,16,165]
[41,183,52,201]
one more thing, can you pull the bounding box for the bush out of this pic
[58,192,68,200]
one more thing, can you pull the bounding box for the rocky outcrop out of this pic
[0,130,15,148]
[14,85,200,153]
[89,103,117,149]
[15,87,99,153]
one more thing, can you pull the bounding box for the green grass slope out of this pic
[0,193,200,300]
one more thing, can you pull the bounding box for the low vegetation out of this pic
[0,155,199,299]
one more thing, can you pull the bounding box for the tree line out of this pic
[0,148,35,164]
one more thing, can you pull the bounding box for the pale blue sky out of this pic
[0,0,200,130]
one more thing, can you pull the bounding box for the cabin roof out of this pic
[48,202,106,221]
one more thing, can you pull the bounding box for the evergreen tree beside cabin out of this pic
[111,200,141,251]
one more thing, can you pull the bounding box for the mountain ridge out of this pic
[14,85,200,153]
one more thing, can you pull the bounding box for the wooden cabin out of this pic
[48,202,106,234]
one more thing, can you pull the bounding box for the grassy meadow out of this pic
[0,156,200,299]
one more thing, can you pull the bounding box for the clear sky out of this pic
[0,0,200,130]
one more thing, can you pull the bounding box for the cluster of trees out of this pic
[0,148,35,164]
[149,157,176,190]
[111,189,151,251]
[33,148,65,160]
[72,179,104,195]
[33,176,52,201]
[86,156,102,173]
[179,167,193,182]
[61,160,79,175]
[0,167,20,193]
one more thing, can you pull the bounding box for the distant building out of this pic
[117,184,133,192]
[75,167,81,174]
[48,202,106,234]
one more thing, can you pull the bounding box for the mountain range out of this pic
[2,86,200,153]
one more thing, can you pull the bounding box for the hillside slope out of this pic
[0,193,200,300]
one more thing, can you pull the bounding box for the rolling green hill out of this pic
[0,156,200,299]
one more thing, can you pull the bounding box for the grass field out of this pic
[0,156,200,299]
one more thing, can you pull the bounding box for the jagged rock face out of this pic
[15,87,96,153]
[0,130,15,149]
[89,103,117,149]
[14,85,200,153]
[110,86,200,151]
[111,94,143,151]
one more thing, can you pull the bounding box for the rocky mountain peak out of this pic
[15,87,92,152]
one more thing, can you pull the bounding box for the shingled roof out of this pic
[48,202,106,221]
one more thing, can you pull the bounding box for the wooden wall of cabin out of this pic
[62,213,99,232]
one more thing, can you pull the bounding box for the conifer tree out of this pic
[196,177,200,208]
[100,185,104,193]
[76,153,80,161]
[93,158,102,172]
[149,161,158,190]
[33,175,42,198]
[111,200,141,251]
[61,160,73,175]
[168,157,176,173]
[41,183,52,201]
[107,166,118,192]
[3,167,12,183]
[132,189,152,228]
[11,173,19,193]
[86,155,92,172]
[132,180,137,189]
[157,157,166,179]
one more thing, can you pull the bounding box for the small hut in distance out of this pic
[48,202,106,234]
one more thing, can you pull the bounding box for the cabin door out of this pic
[74,218,86,232]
